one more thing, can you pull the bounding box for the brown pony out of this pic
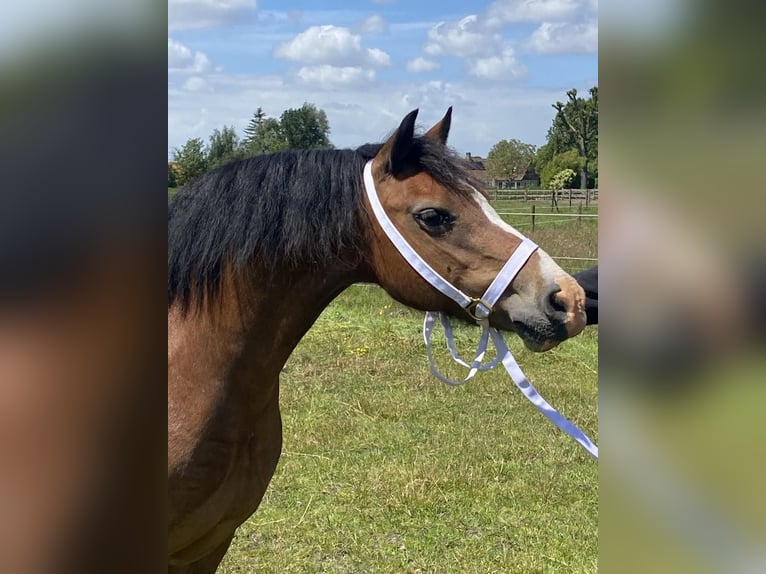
[168,109,587,573]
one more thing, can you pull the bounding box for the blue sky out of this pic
[168,0,597,159]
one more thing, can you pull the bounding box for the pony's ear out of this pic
[375,109,418,176]
[423,106,452,145]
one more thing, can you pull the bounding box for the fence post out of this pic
[524,189,528,202]
[586,188,590,208]
[568,188,572,207]
[531,204,536,231]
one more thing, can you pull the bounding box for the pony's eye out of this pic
[413,208,455,235]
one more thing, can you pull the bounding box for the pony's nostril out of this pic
[545,285,568,315]
[549,291,568,314]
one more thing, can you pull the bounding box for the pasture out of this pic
[215,211,598,573]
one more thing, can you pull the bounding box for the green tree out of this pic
[172,137,208,186]
[534,143,554,175]
[242,117,288,156]
[485,139,537,182]
[538,149,583,189]
[548,168,577,212]
[242,107,266,144]
[207,126,240,169]
[168,162,178,188]
[551,87,598,189]
[550,168,576,191]
[279,103,332,150]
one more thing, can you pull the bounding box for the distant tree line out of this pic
[170,90,598,191]
[485,86,598,190]
[169,102,332,187]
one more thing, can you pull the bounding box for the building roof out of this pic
[464,152,486,171]
[464,152,539,182]
[510,163,538,181]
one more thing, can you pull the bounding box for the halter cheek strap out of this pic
[363,160,476,312]
[363,160,598,460]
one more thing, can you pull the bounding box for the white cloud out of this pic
[358,14,387,34]
[526,19,597,53]
[168,38,214,74]
[366,48,391,66]
[275,25,391,67]
[168,0,256,31]
[297,65,376,89]
[484,0,587,27]
[183,76,212,92]
[424,15,501,57]
[398,80,454,111]
[470,48,526,80]
[406,57,440,73]
[419,0,596,73]
[168,69,581,163]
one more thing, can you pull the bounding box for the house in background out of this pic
[464,152,541,189]
[508,164,540,189]
[464,152,491,186]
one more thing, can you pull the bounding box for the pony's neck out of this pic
[239,266,366,373]
[169,261,371,450]
[182,261,373,384]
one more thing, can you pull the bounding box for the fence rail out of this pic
[491,204,599,270]
[496,212,598,218]
[495,204,599,231]
[489,188,599,206]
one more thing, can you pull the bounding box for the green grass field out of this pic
[219,291,598,573]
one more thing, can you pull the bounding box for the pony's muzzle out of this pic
[545,279,587,340]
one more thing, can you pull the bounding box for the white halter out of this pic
[363,160,598,459]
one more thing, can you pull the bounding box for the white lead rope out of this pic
[424,314,599,459]
[363,160,598,459]
[488,328,598,458]
[430,312,501,373]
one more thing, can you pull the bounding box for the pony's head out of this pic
[365,108,586,351]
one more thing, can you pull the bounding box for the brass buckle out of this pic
[465,298,491,321]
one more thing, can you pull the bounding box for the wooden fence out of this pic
[491,205,599,272]
[494,205,598,232]
[489,188,599,206]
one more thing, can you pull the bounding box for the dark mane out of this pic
[168,136,481,312]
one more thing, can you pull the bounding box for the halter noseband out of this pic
[363,160,598,459]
